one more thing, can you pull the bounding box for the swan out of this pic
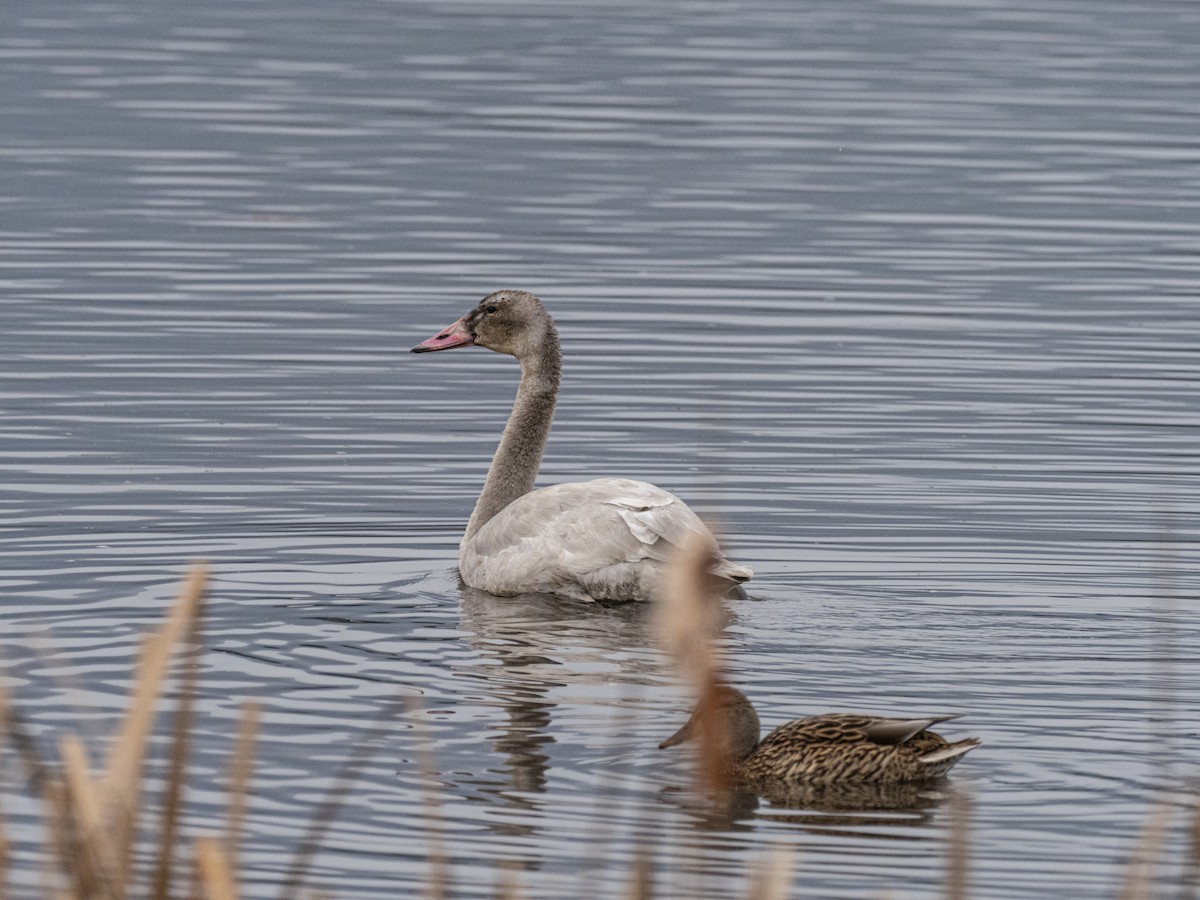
[660,684,980,786]
[412,290,752,602]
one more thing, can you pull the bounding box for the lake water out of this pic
[2,0,1199,897]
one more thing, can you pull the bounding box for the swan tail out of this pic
[712,559,753,583]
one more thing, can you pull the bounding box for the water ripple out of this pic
[3,0,1200,897]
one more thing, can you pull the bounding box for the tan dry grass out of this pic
[657,534,793,898]
[743,846,794,900]
[942,789,972,900]
[1120,801,1172,900]
[0,563,247,899]
[1186,792,1200,899]
[658,534,735,794]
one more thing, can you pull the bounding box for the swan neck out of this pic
[463,324,561,544]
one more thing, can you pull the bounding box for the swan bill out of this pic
[412,315,476,353]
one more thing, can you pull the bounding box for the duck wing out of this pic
[860,715,960,745]
[760,713,960,748]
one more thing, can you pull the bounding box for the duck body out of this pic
[740,712,979,786]
[660,686,979,786]
[413,290,751,603]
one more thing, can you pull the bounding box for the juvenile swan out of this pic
[412,290,752,602]
[660,685,980,785]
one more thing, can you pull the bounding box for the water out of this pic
[3,0,1199,896]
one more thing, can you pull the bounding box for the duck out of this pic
[659,684,979,786]
[412,290,752,603]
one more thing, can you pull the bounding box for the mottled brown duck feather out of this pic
[661,685,980,787]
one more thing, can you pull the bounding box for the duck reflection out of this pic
[759,777,951,816]
[763,779,950,837]
[662,777,949,836]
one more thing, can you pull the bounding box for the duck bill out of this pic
[658,719,694,750]
[411,315,475,353]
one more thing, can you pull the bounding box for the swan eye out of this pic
[485,304,498,314]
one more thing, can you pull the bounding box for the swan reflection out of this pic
[454,583,659,794]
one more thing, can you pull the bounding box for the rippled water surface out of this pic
[3,1,1199,897]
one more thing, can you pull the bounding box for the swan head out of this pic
[412,290,554,359]
[659,684,761,764]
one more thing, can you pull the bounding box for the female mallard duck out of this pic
[659,685,980,786]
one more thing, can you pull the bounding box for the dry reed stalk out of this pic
[274,700,401,900]
[658,533,733,793]
[622,781,662,900]
[195,836,238,900]
[1184,792,1200,899]
[113,634,160,891]
[104,566,206,796]
[0,684,81,894]
[942,789,972,900]
[492,865,521,900]
[0,565,212,900]
[623,848,654,900]
[8,745,74,896]
[405,696,450,900]
[47,708,111,896]
[58,734,116,896]
[0,811,8,900]
[743,845,793,900]
[223,701,261,874]
[1117,798,1174,900]
[103,564,208,895]
[574,680,656,897]
[150,575,205,900]
[59,737,103,837]
[658,535,725,695]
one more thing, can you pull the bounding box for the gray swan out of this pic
[412,290,752,602]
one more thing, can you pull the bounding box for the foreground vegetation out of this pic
[0,562,1196,898]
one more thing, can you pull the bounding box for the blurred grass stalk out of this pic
[659,534,794,898]
[0,563,259,899]
[658,535,735,795]
[1117,790,1200,900]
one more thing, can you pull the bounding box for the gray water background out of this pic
[2,1,1199,896]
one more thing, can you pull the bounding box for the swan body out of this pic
[413,290,751,602]
[660,685,979,786]
[462,477,747,603]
